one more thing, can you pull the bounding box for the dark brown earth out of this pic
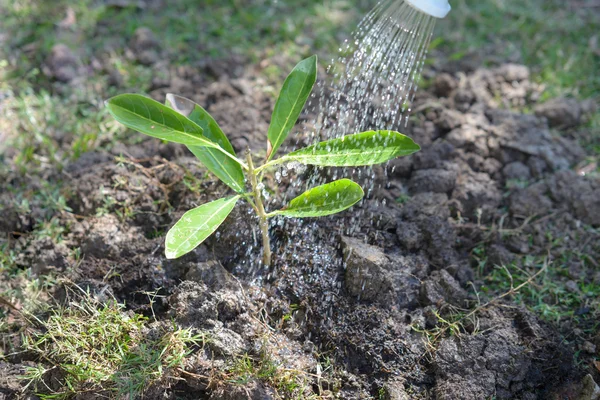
[1,25,600,400]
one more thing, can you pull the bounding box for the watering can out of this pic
[405,0,451,18]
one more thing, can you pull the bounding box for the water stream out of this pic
[312,0,437,141]
[244,0,438,277]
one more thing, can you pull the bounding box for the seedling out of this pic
[105,56,420,266]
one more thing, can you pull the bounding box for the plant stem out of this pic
[246,151,271,266]
[241,193,259,214]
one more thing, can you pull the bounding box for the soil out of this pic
[1,22,600,400]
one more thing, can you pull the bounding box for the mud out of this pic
[1,23,600,400]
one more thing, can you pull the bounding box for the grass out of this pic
[476,248,600,376]
[0,0,366,78]
[480,252,600,328]
[22,295,205,399]
[0,268,53,324]
[412,305,475,361]
[224,332,338,399]
[437,0,600,99]
[414,222,599,374]
[470,217,600,351]
[1,0,597,175]
[226,350,319,400]
[0,0,368,177]
[436,0,600,155]
[0,88,118,176]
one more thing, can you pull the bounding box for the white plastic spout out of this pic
[404,0,451,18]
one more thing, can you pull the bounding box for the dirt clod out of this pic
[130,27,161,65]
[535,97,582,129]
[503,161,531,181]
[420,269,468,307]
[44,43,81,82]
[342,236,393,302]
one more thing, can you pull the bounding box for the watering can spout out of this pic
[404,0,451,18]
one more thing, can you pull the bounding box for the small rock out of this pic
[527,156,548,178]
[130,27,159,51]
[365,197,402,231]
[452,169,502,219]
[446,125,486,148]
[578,374,600,400]
[434,335,496,399]
[487,244,515,267]
[514,308,543,337]
[495,64,530,82]
[409,168,457,194]
[45,43,80,82]
[438,109,465,131]
[388,155,414,178]
[401,192,450,220]
[534,97,582,129]
[0,201,34,234]
[186,259,236,289]
[230,78,253,95]
[130,27,161,65]
[208,325,246,357]
[509,185,553,217]
[483,157,503,177]
[547,171,600,225]
[383,380,410,400]
[483,328,531,387]
[341,236,392,301]
[418,216,460,267]
[574,187,600,226]
[503,161,531,181]
[581,99,598,117]
[0,362,25,395]
[170,281,246,329]
[565,280,580,293]
[34,241,69,274]
[434,73,458,97]
[454,87,475,111]
[413,141,455,169]
[420,269,468,307]
[80,215,128,259]
[210,380,277,400]
[582,341,597,354]
[504,234,531,254]
[396,221,424,251]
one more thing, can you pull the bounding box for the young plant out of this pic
[105,55,420,266]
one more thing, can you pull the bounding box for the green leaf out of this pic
[106,94,225,149]
[165,196,240,259]
[267,55,317,161]
[270,179,363,218]
[165,94,245,193]
[283,130,420,166]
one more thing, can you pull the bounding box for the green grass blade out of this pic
[284,130,420,166]
[165,94,245,193]
[165,196,240,259]
[270,179,363,218]
[106,93,221,149]
[266,55,317,161]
